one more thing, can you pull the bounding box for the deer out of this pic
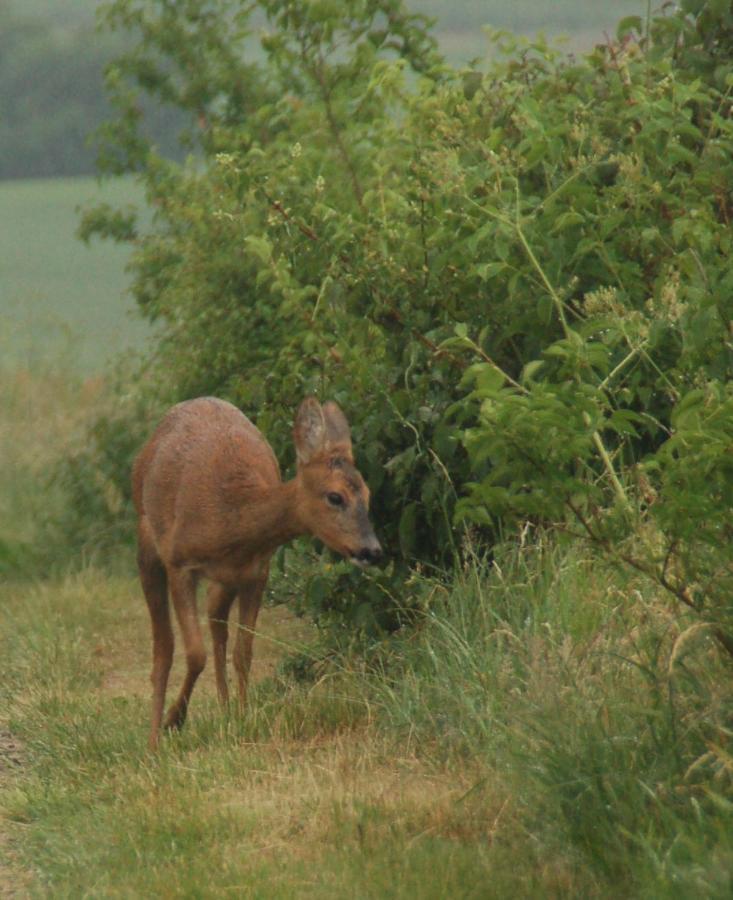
[132,396,382,750]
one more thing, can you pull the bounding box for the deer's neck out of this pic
[234,478,304,557]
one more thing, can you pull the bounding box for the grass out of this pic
[0,343,109,575]
[0,570,505,898]
[0,175,148,374]
[2,539,732,897]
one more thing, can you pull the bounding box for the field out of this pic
[2,526,733,896]
[2,284,731,895]
[0,176,147,374]
[418,0,647,58]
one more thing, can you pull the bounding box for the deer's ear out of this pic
[294,397,327,465]
[323,402,353,456]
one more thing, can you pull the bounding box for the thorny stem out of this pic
[262,188,319,242]
[461,336,526,393]
[598,342,645,390]
[591,431,632,513]
[514,220,571,338]
[469,191,634,510]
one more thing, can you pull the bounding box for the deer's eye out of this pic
[326,492,345,508]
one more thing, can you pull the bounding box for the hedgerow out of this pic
[75,0,733,646]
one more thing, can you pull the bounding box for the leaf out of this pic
[244,235,272,264]
[672,389,707,431]
[471,363,506,395]
[617,16,643,37]
[606,409,642,438]
[537,293,554,324]
[476,262,508,281]
[521,359,544,383]
[550,211,585,233]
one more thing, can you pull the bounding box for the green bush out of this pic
[81,0,733,641]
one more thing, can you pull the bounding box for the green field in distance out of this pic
[0,176,148,374]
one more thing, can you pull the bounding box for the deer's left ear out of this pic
[293,397,327,466]
[323,402,353,457]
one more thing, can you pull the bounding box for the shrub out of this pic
[81,0,733,642]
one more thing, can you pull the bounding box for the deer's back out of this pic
[133,398,281,559]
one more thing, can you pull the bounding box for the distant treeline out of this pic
[1,0,644,181]
[0,6,182,179]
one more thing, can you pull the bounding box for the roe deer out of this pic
[132,396,381,749]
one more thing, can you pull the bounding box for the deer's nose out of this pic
[356,542,383,565]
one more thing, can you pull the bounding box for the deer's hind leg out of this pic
[206,582,237,706]
[164,567,205,732]
[137,519,173,751]
[233,563,269,711]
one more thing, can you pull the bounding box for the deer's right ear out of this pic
[294,397,327,466]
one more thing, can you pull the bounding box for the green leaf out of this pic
[476,262,508,281]
[617,16,643,37]
[521,359,544,383]
[550,211,584,233]
[244,235,273,264]
[672,390,707,431]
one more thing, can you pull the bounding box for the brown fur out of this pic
[132,396,381,749]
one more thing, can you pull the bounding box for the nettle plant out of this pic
[82,0,733,640]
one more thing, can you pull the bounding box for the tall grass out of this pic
[0,339,107,575]
[370,539,733,897]
[0,570,522,898]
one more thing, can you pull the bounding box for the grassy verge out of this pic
[0,570,509,898]
[2,538,732,897]
[0,358,105,576]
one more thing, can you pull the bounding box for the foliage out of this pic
[83,0,454,634]
[455,7,733,649]
[80,0,733,642]
[373,541,733,895]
